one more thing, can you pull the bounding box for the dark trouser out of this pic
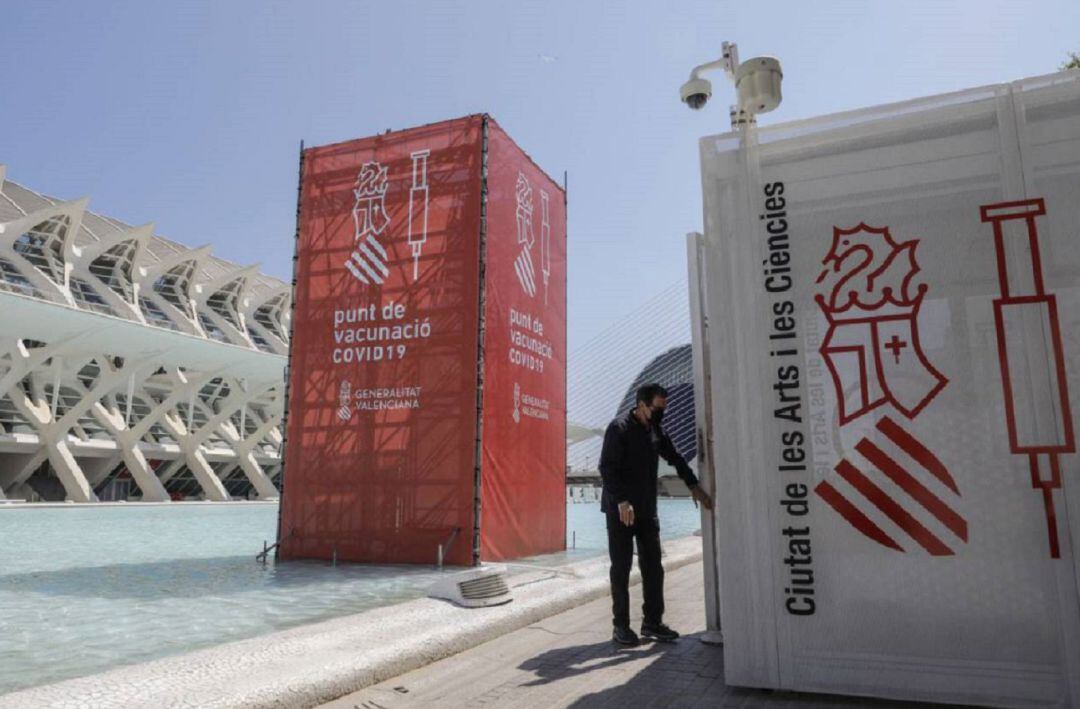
[607,513,664,629]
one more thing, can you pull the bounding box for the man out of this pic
[599,383,713,646]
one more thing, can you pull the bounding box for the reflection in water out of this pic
[0,556,438,601]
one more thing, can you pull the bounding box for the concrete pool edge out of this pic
[0,500,279,510]
[0,535,703,709]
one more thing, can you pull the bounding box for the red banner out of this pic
[479,121,567,560]
[280,116,565,565]
[280,116,484,565]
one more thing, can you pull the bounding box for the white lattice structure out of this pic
[0,166,289,502]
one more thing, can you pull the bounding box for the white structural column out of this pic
[87,368,217,501]
[49,439,96,502]
[187,378,278,499]
[219,400,283,500]
[59,357,172,502]
[8,371,97,503]
[88,401,167,499]
[158,409,230,501]
[150,370,232,502]
[1,338,99,502]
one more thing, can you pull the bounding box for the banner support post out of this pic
[275,138,304,560]
[471,116,491,566]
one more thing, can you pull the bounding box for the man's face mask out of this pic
[650,405,666,425]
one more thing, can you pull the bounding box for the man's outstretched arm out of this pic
[658,429,713,510]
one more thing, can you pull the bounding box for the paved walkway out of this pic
[324,561,953,709]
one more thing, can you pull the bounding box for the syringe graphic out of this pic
[981,198,1075,558]
[540,191,551,303]
[407,150,430,282]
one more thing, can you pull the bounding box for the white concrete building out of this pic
[0,167,289,502]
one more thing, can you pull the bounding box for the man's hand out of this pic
[617,501,635,527]
[690,485,714,511]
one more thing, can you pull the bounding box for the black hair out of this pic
[635,383,668,404]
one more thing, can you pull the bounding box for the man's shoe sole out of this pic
[613,634,640,647]
[641,630,679,643]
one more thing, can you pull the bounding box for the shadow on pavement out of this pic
[517,635,676,688]
[534,632,967,708]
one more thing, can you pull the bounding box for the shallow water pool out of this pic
[0,498,701,694]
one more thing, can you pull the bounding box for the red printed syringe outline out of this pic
[407,150,430,282]
[981,198,1075,558]
[540,190,551,303]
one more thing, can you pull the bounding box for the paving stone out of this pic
[323,560,964,709]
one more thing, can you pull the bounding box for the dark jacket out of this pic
[598,409,699,518]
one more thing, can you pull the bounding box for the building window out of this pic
[247,325,273,352]
[153,261,196,320]
[198,312,228,343]
[253,293,288,342]
[0,257,42,298]
[89,242,137,303]
[138,296,180,331]
[13,215,70,286]
[206,278,245,332]
[69,277,115,316]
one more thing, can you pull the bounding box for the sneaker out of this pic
[612,625,640,646]
[640,622,679,642]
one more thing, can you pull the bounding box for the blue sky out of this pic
[1,0,1076,350]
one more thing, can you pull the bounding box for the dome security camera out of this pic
[680,42,783,128]
[680,77,713,110]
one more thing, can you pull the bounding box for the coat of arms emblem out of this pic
[813,222,965,556]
